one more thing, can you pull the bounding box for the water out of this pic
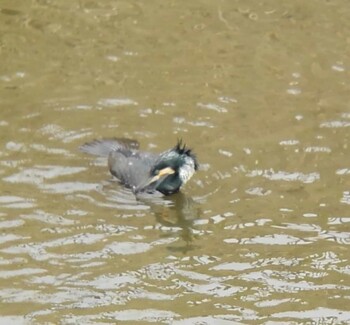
[0,0,349,324]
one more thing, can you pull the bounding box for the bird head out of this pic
[135,140,198,195]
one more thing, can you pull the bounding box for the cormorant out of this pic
[80,138,198,195]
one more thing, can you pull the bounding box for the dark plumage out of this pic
[80,138,198,195]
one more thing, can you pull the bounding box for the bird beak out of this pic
[149,167,175,183]
[135,167,175,193]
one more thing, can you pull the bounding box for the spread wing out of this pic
[80,138,160,190]
[80,138,139,157]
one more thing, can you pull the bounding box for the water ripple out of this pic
[246,169,320,183]
[0,196,36,209]
[272,307,350,322]
[3,165,86,185]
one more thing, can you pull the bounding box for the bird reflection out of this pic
[142,191,201,253]
[98,182,202,253]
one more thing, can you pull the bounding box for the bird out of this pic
[80,138,198,195]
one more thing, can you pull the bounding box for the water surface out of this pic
[0,0,350,324]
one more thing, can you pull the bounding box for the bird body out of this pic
[80,139,198,195]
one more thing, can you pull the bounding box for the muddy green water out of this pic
[0,0,350,324]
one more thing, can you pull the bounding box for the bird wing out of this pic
[108,151,158,189]
[80,138,162,190]
[80,138,139,157]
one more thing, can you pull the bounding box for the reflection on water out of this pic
[151,192,202,254]
[1,0,350,323]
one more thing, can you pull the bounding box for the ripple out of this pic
[255,298,294,307]
[21,210,75,225]
[225,234,313,245]
[0,316,30,325]
[0,234,28,245]
[0,219,25,229]
[320,120,350,128]
[0,196,36,209]
[211,262,253,271]
[41,181,98,194]
[53,104,94,111]
[241,270,349,292]
[316,230,350,244]
[304,146,331,153]
[218,96,237,104]
[274,222,321,232]
[173,316,241,325]
[30,143,73,156]
[3,165,86,185]
[89,274,139,290]
[279,139,299,146]
[197,102,228,113]
[102,309,179,322]
[341,191,350,205]
[1,232,109,263]
[336,168,350,175]
[87,199,150,211]
[173,116,215,128]
[97,98,138,107]
[224,218,271,230]
[246,169,320,183]
[103,241,152,255]
[45,233,106,247]
[245,187,271,196]
[210,215,226,224]
[272,307,350,322]
[218,149,233,157]
[177,280,242,297]
[0,268,46,279]
[328,217,350,225]
[286,87,301,95]
[39,124,91,142]
[0,70,26,82]
[5,141,25,152]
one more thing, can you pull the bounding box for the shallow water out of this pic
[1,0,350,324]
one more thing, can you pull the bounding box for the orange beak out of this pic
[135,167,175,193]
